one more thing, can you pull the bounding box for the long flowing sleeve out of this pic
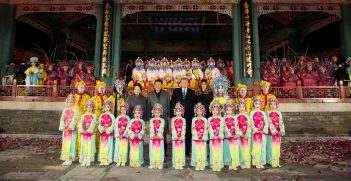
[106,114,115,134]
[267,111,277,135]
[208,117,214,139]
[68,108,78,130]
[114,116,120,137]
[87,114,97,133]
[245,115,251,138]
[219,118,225,139]
[203,118,209,141]
[263,111,269,134]
[58,109,65,131]
[191,118,197,140]
[235,120,242,137]
[128,120,135,139]
[279,112,285,136]
[98,114,104,133]
[139,120,145,139]
[150,118,155,139]
[249,112,258,134]
[78,114,84,133]
[182,118,186,140]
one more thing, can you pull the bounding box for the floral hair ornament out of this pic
[225,99,236,113]
[268,97,279,108]
[114,79,126,95]
[212,76,230,97]
[133,105,144,117]
[236,98,247,110]
[209,100,222,113]
[85,99,96,110]
[194,103,206,117]
[103,100,113,111]
[173,102,185,116]
[152,103,164,116]
[119,102,130,113]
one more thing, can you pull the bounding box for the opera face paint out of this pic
[77,85,85,94]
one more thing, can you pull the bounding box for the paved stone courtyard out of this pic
[0,135,350,181]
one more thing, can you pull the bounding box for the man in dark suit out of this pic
[147,79,170,156]
[170,78,197,156]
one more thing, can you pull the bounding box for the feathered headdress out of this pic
[212,76,230,97]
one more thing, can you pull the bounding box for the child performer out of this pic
[128,105,145,168]
[98,100,115,166]
[223,100,242,170]
[78,99,97,167]
[250,96,268,169]
[171,102,186,169]
[114,102,130,167]
[191,103,209,171]
[149,103,165,169]
[59,94,78,166]
[266,97,285,168]
[236,98,251,169]
[208,100,225,171]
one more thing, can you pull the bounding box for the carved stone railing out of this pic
[0,80,350,103]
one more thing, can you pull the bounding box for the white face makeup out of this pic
[77,85,85,93]
[98,86,106,94]
[262,86,269,94]
[239,88,247,97]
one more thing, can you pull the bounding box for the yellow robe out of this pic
[74,93,90,159]
[38,69,47,85]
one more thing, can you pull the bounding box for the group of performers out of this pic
[260,56,339,86]
[127,57,229,89]
[58,75,285,171]
[23,57,96,87]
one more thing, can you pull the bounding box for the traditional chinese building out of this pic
[0,0,350,85]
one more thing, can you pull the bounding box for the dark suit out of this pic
[147,90,170,156]
[170,87,197,155]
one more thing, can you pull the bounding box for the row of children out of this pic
[59,93,285,171]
